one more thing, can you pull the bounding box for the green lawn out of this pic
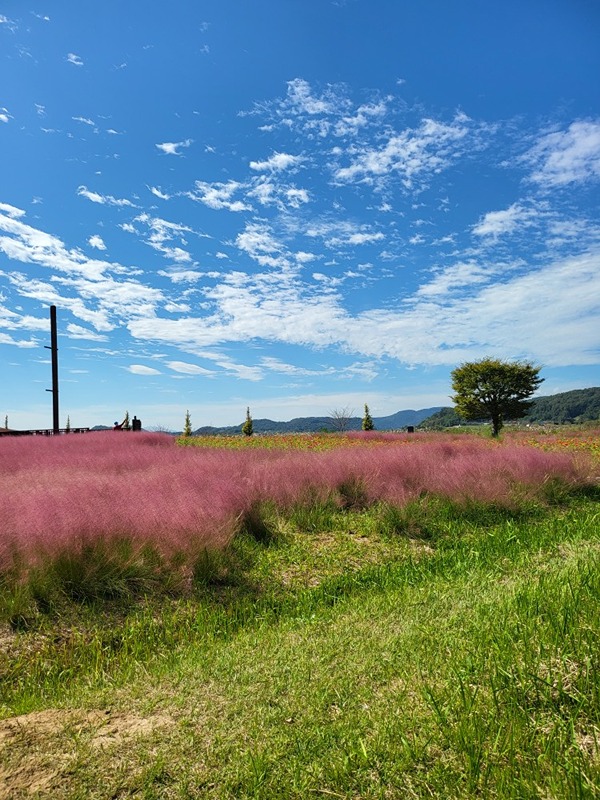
[1,494,599,798]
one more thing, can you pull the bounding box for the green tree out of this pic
[451,358,543,437]
[65,415,71,433]
[183,410,192,437]
[242,406,253,437]
[4,415,7,430]
[123,410,131,431]
[362,403,375,431]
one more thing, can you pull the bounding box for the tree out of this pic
[4,415,7,430]
[123,410,131,431]
[183,410,192,437]
[329,406,354,432]
[362,403,375,431]
[451,358,543,437]
[242,406,253,436]
[65,415,71,433]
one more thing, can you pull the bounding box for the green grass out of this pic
[1,495,599,798]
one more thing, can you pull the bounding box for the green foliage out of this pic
[183,409,192,437]
[65,415,71,433]
[362,403,375,431]
[418,406,464,429]
[242,406,254,436]
[123,410,131,431]
[525,386,600,424]
[452,358,543,436]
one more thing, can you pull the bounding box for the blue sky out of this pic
[1,1,599,430]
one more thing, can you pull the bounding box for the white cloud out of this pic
[334,100,388,137]
[246,179,309,210]
[77,186,135,207]
[128,213,200,262]
[524,120,600,187]
[155,139,193,155]
[0,332,37,348]
[249,152,304,172]
[333,115,471,188]
[127,249,600,371]
[306,220,384,249]
[72,116,95,126]
[0,209,164,330]
[285,78,338,116]
[127,364,162,375]
[0,203,25,218]
[149,186,171,200]
[88,235,106,250]
[189,180,251,211]
[157,269,203,283]
[260,356,335,377]
[0,107,12,124]
[415,261,494,298]
[66,323,108,341]
[235,222,285,266]
[66,53,84,66]
[166,361,214,375]
[472,203,536,238]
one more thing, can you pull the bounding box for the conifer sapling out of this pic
[242,406,253,436]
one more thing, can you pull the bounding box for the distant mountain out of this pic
[193,407,443,436]
[418,387,600,429]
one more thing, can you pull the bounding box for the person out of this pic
[113,417,127,431]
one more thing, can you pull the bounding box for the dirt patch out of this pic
[0,708,173,798]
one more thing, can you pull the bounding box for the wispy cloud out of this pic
[88,235,107,250]
[72,115,95,126]
[165,360,214,375]
[333,114,472,189]
[127,213,200,262]
[66,52,84,66]
[0,107,12,124]
[66,323,108,341]
[188,180,251,212]
[155,139,193,155]
[249,152,304,172]
[127,364,161,375]
[524,120,600,187]
[472,203,537,238]
[77,186,135,207]
[148,186,171,200]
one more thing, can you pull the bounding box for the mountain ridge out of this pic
[192,407,443,436]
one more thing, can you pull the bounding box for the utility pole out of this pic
[45,305,60,433]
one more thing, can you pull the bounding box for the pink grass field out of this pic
[0,431,596,572]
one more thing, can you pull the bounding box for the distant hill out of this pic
[525,387,600,424]
[418,387,600,429]
[192,407,443,436]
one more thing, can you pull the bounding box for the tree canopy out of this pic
[451,358,543,436]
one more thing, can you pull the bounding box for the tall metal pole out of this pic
[45,305,60,433]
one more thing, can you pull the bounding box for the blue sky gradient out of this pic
[1,1,599,429]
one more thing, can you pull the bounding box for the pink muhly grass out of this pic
[0,433,250,571]
[0,432,594,576]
